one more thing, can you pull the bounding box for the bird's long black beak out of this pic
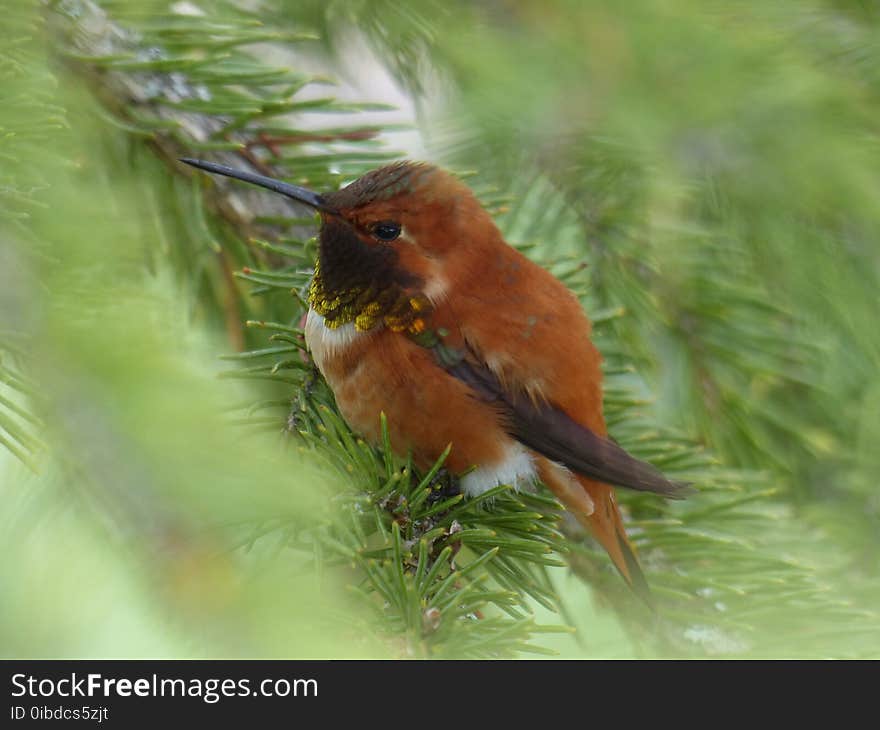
[180,158,335,214]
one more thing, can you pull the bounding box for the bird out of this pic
[181,157,693,600]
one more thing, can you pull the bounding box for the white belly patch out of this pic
[304,308,368,373]
[461,444,537,497]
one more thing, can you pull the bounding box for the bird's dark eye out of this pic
[371,221,401,241]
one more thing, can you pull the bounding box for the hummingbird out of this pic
[181,157,693,599]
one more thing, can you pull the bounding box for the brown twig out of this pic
[247,128,381,158]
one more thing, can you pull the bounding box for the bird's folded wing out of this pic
[438,349,693,499]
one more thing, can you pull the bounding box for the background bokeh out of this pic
[2,0,878,657]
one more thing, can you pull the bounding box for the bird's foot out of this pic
[425,468,461,504]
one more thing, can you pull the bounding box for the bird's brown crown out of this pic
[323,161,438,210]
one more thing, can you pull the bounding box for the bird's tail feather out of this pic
[538,459,652,605]
[585,490,653,607]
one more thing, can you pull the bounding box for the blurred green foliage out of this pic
[1,0,878,658]
[2,1,366,658]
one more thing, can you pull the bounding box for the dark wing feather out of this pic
[444,357,693,499]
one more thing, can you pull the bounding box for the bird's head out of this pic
[181,158,495,329]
